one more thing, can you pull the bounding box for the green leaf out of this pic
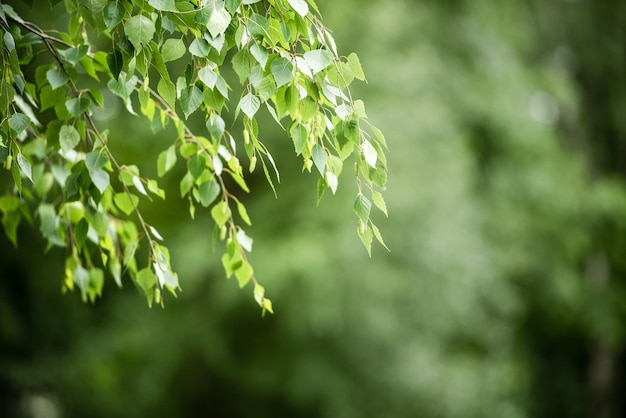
[371,190,388,216]
[371,223,389,251]
[107,49,123,79]
[17,153,33,183]
[207,7,231,38]
[232,50,253,83]
[198,180,220,207]
[181,86,203,119]
[85,152,108,172]
[206,114,225,141]
[304,49,334,74]
[58,45,89,65]
[59,125,81,152]
[157,146,177,177]
[103,1,123,31]
[3,31,15,51]
[135,267,156,295]
[46,68,69,90]
[90,169,110,194]
[9,113,30,135]
[347,53,366,81]
[148,0,176,12]
[157,78,176,109]
[124,15,156,51]
[235,260,253,288]
[236,201,252,225]
[161,38,186,62]
[239,93,260,118]
[357,222,373,257]
[199,66,218,89]
[311,143,327,175]
[362,140,378,168]
[65,97,91,117]
[250,43,268,69]
[353,194,371,223]
[74,218,89,250]
[189,38,210,57]
[114,192,139,215]
[287,0,309,17]
[289,123,307,155]
[271,58,294,88]
[211,200,231,227]
[188,154,207,179]
[107,75,138,100]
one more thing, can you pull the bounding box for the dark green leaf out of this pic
[74,218,89,250]
[107,49,123,79]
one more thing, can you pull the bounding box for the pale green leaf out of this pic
[17,153,33,183]
[347,53,366,81]
[311,143,327,175]
[287,0,308,17]
[148,0,176,11]
[353,193,372,223]
[124,15,156,51]
[363,140,377,168]
[239,93,260,118]
[304,49,333,74]
[371,190,388,216]
[207,7,231,38]
[9,113,30,135]
[199,66,218,89]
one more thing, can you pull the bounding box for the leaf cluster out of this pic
[0,0,388,311]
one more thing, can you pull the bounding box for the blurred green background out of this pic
[2,0,626,417]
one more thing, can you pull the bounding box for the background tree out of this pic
[2,0,626,418]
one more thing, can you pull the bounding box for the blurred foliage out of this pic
[1,0,626,417]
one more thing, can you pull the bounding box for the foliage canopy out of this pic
[0,0,388,312]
